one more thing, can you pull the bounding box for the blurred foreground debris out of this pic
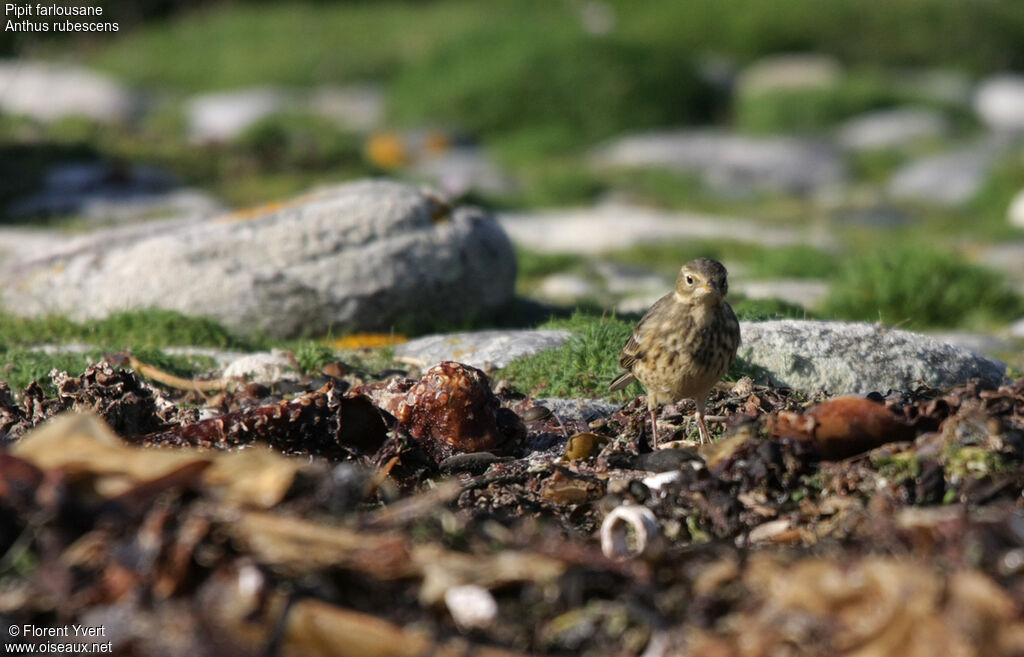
[1,360,1023,655]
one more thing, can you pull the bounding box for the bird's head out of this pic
[675,258,729,305]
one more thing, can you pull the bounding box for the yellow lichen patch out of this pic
[364,132,408,169]
[329,333,407,350]
[218,200,291,223]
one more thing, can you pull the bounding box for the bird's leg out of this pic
[695,396,711,444]
[648,400,660,449]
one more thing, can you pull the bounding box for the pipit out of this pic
[609,258,740,446]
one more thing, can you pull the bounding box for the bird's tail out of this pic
[608,371,636,392]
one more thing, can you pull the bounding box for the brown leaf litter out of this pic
[1,358,1023,656]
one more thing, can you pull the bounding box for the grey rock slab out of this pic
[0,59,138,123]
[887,144,997,206]
[974,74,1024,132]
[394,329,572,371]
[0,179,516,338]
[739,320,1007,394]
[499,201,830,255]
[837,107,949,151]
[591,129,845,196]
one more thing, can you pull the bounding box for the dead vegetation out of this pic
[1,357,1023,656]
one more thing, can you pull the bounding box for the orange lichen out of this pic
[329,334,406,350]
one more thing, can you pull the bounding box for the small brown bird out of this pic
[610,258,740,446]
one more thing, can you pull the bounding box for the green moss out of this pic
[942,445,1014,483]
[871,452,921,481]
[820,246,1023,329]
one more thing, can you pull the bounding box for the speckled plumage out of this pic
[610,258,740,445]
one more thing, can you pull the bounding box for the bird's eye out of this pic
[685,275,694,285]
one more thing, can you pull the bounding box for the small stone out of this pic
[499,201,827,255]
[888,145,996,206]
[186,87,289,143]
[731,279,829,310]
[837,107,949,151]
[395,329,571,371]
[974,74,1024,132]
[307,84,384,132]
[590,130,845,197]
[223,351,298,384]
[1007,189,1024,229]
[1010,318,1024,340]
[7,162,221,222]
[444,585,498,631]
[536,274,597,303]
[411,147,515,197]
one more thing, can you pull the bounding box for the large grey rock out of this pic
[0,60,137,123]
[837,107,949,151]
[394,329,571,370]
[739,320,1007,394]
[974,74,1024,132]
[0,180,516,338]
[591,130,845,196]
[887,145,996,206]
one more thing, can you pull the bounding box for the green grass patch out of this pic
[820,246,1024,329]
[0,308,252,351]
[500,311,640,399]
[500,310,765,399]
[293,341,338,375]
[0,346,213,394]
[735,71,898,134]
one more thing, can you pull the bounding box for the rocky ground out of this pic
[1,354,1023,656]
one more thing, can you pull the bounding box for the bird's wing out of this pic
[613,292,673,379]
